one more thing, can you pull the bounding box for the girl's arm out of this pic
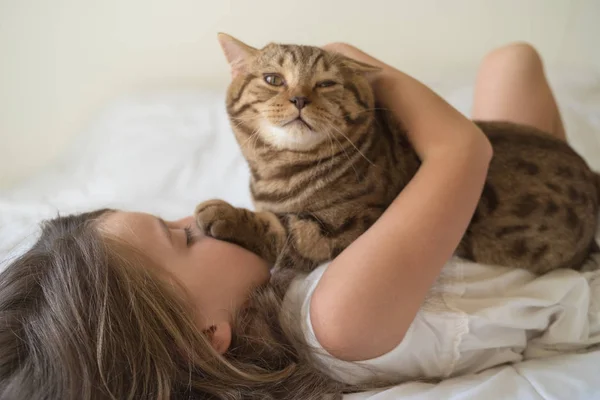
[309,43,493,361]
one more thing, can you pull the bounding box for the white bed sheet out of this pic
[1,70,600,399]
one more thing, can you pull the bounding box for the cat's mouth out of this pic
[282,116,314,131]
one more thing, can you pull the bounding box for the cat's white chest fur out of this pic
[261,122,326,151]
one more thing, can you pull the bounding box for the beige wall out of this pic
[1,0,599,188]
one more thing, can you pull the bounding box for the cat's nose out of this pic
[290,96,311,110]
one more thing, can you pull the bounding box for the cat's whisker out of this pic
[240,127,261,150]
[229,111,264,119]
[318,126,336,172]
[328,124,376,167]
[325,134,338,177]
[328,135,338,176]
[340,107,391,117]
[312,128,334,174]
[230,114,265,123]
[324,129,361,181]
[229,115,268,132]
[230,119,255,131]
[250,127,262,153]
[239,127,258,145]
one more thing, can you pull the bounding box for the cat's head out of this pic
[218,33,380,153]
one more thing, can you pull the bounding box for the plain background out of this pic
[1,0,599,188]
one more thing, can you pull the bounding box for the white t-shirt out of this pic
[282,255,600,385]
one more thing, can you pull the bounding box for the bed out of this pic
[1,70,600,399]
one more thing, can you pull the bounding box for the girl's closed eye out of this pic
[184,225,197,247]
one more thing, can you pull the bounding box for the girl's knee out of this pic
[480,42,544,76]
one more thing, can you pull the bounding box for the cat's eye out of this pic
[316,80,337,88]
[264,74,285,87]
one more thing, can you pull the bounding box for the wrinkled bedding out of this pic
[1,70,600,399]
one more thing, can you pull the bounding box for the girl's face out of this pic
[101,211,271,354]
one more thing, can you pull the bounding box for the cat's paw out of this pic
[194,199,239,241]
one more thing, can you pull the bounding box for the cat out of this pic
[194,33,600,274]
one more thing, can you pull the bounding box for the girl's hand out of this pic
[322,42,391,72]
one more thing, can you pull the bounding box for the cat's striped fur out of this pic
[196,35,600,274]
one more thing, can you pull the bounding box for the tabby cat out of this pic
[195,33,600,274]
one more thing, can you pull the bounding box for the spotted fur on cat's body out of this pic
[195,36,600,274]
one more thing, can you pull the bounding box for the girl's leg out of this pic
[472,42,566,142]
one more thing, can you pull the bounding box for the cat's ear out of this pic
[339,56,382,75]
[217,33,258,77]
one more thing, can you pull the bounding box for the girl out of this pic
[1,42,594,400]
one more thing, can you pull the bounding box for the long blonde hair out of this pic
[0,210,352,399]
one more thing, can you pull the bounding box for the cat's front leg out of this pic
[194,199,286,265]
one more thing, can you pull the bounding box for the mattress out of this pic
[1,69,600,399]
